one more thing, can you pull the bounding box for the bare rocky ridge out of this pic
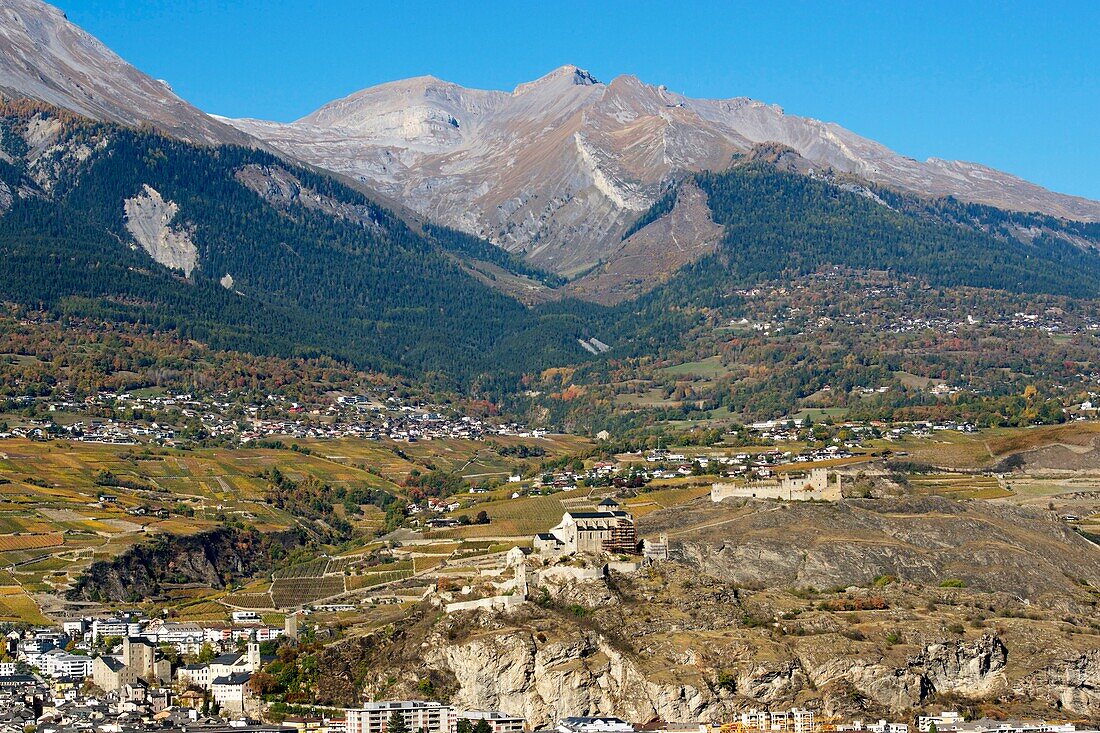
[234,163,385,234]
[0,0,253,146]
[228,66,1100,275]
[641,496,1100,606]
[563,180,724,305]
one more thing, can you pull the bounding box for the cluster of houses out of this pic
[4,613,301,715]
[0,387,541,449]
[914,712,1085,733]
[0,668,297,733]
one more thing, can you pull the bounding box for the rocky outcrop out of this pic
[563,180,724,304]
[234,163,385,234]
[309,573,1094,724]
[124,184,198,276]
[645,496,1100,604]
[296,498,1100,723]
[1015,649,1100,719]
[429,628,712,727]
[426,625,1012,724]
[914,634,1008,698]
[66,527,301,602]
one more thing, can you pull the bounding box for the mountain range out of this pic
[227,65,1100,275]
[1,0,1099,389]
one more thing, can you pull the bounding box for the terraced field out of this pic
[442,489,587,537]
[270,576,346,607]
[884,423,1100,471]
[346,569,414,590]
[907,473,1013,499]
[623,485,712,516]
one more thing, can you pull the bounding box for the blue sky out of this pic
[58,0,1099,200]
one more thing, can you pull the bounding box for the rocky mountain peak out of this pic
[0,0,253,146]
[513,64,602,95]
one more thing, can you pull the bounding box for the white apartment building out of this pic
[920,719,1077,733]
[453,711,525,733]
[175,642,260,690]
[91,617,141,641]
[557,718,635,733]
[211,671,252,713]
[346,701,456,733]
[143,621,207,654]
[62,620,88,638]
[840,721,909,733]
[739,709,815,733]
[919,714,966,733]
[38,649,93,679]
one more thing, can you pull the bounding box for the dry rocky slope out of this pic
[311,497,1100,724]
[229,65,1100,275]
[0,0,252,146]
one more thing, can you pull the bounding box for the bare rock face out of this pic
[420,618,1014,724]
[563,180,724,304]
[123,184,198,276]
[647,497,1100,604]
[228,66,1100,275]
[428,627,714,728]
[912,634,1009,698]
[0,0,253,146]
[234,163,385,234]
[1015,650,1100,718]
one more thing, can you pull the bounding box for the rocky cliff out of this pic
[308,556,1100,725]
[67,527,301,602]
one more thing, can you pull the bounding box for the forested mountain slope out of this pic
[0,102,599,385]
[3,102,1100,405]
[610,153,1100,315]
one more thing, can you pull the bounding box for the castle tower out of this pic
[284,612,299,642]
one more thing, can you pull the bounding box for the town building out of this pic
[839,721,910,733]
[539,500,637,555]
[556,717,635,733]
[345,701,456,733]
[91,637,171,691]
[38,649,93,679]
[919,714,965,732]
[176,641,261,690]
[211,670,253,713]
[453,711,526,733]
[738,708,815,733]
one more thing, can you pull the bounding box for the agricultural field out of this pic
[302,434,590,484]
[659,356,736,379]
[0,432,580,621]
[883,423,1100,471]
[622,485,713,517]
[906,473,1013,500]
[442,489,588,537]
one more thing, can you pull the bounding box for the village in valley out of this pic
[0,387,1098,733]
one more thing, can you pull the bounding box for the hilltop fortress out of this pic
[711,467,842,502]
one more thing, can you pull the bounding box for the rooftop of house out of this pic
[97,656,126,672]
[565,510,631,520]
[211,671,252,686]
